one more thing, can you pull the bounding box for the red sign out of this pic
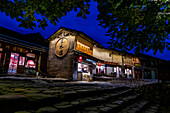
[79,56,82,62]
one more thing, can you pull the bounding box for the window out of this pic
[109,53,112,57]
[25,60,36,68]
[19,56,25,66]
[0,48,3,61]
[0,53,2,61]
[8,53,19,74]
[26,53,35,58]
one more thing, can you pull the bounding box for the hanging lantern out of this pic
[98,62,101,66]
[79,56,82,62]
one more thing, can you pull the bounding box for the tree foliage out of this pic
[0,0,91,29]
[96,0,170,54]
[0,0,169,54]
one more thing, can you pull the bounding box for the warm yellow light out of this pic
[77,41,90,49]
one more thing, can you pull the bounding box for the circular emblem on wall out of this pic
[55,38,69,57]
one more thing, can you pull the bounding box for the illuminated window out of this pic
[114,67,117,72]
[6,45,10,49]
[8,53,19,74]
[109,53,112,57]
[26,53,35,58]
[25,60,36,68]
[13,47,17,51]
[0,48,3,51]
[78,63,82,72]
[19,57,25,66]
[0,48,2,61]
[0,53,2,61]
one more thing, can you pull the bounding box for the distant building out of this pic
[0,26,48,75]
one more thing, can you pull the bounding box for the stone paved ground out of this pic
[0,77,169,113]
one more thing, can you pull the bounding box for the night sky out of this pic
[0,1,169,61]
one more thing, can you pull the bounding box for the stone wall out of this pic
[47,32,76,79]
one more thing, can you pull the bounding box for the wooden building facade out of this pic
[0,26,48,75]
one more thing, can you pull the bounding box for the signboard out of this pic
[134,63,142,67]
[76,41,93,56]
[26,53,35,58]
[55,38,69,57]
[4,44,28,54]
[104,61,118,65]
[125,64,132,67]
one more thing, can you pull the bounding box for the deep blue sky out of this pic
[0,1,170,61]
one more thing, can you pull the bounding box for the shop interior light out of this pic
[0,48,3,51]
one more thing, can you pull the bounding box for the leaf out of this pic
[76,10,82,17]
[82,13,87,19]
[74,7,77,12]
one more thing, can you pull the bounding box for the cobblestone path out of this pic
[0,78,169,113]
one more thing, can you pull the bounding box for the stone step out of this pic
[13,87,132,113]
[47,88,132,113]
[0,95,28,113]
[4,86,129,113]
[139,101,160,113]
[79,93,141,113]
[118,100,149,113]
[58,86,129,102]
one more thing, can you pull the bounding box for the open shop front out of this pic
[104,61,121,78]
[73,51,98,81]
[96,62,105,74]
[0,42,41,75]
[8,52,38,75]
[124,65,132,79]
[76,56,94,81]
[24,53,37,75]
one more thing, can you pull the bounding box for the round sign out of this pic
[55,38,69,57]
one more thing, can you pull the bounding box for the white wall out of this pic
[93,47,112,62]
[106,66,113,74]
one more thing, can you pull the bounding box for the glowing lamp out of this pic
[98,62,101,66]
[79,56,82,62]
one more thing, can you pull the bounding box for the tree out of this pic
[0,0,91,29]
[0,0,169,54]
[96,0,170,54]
